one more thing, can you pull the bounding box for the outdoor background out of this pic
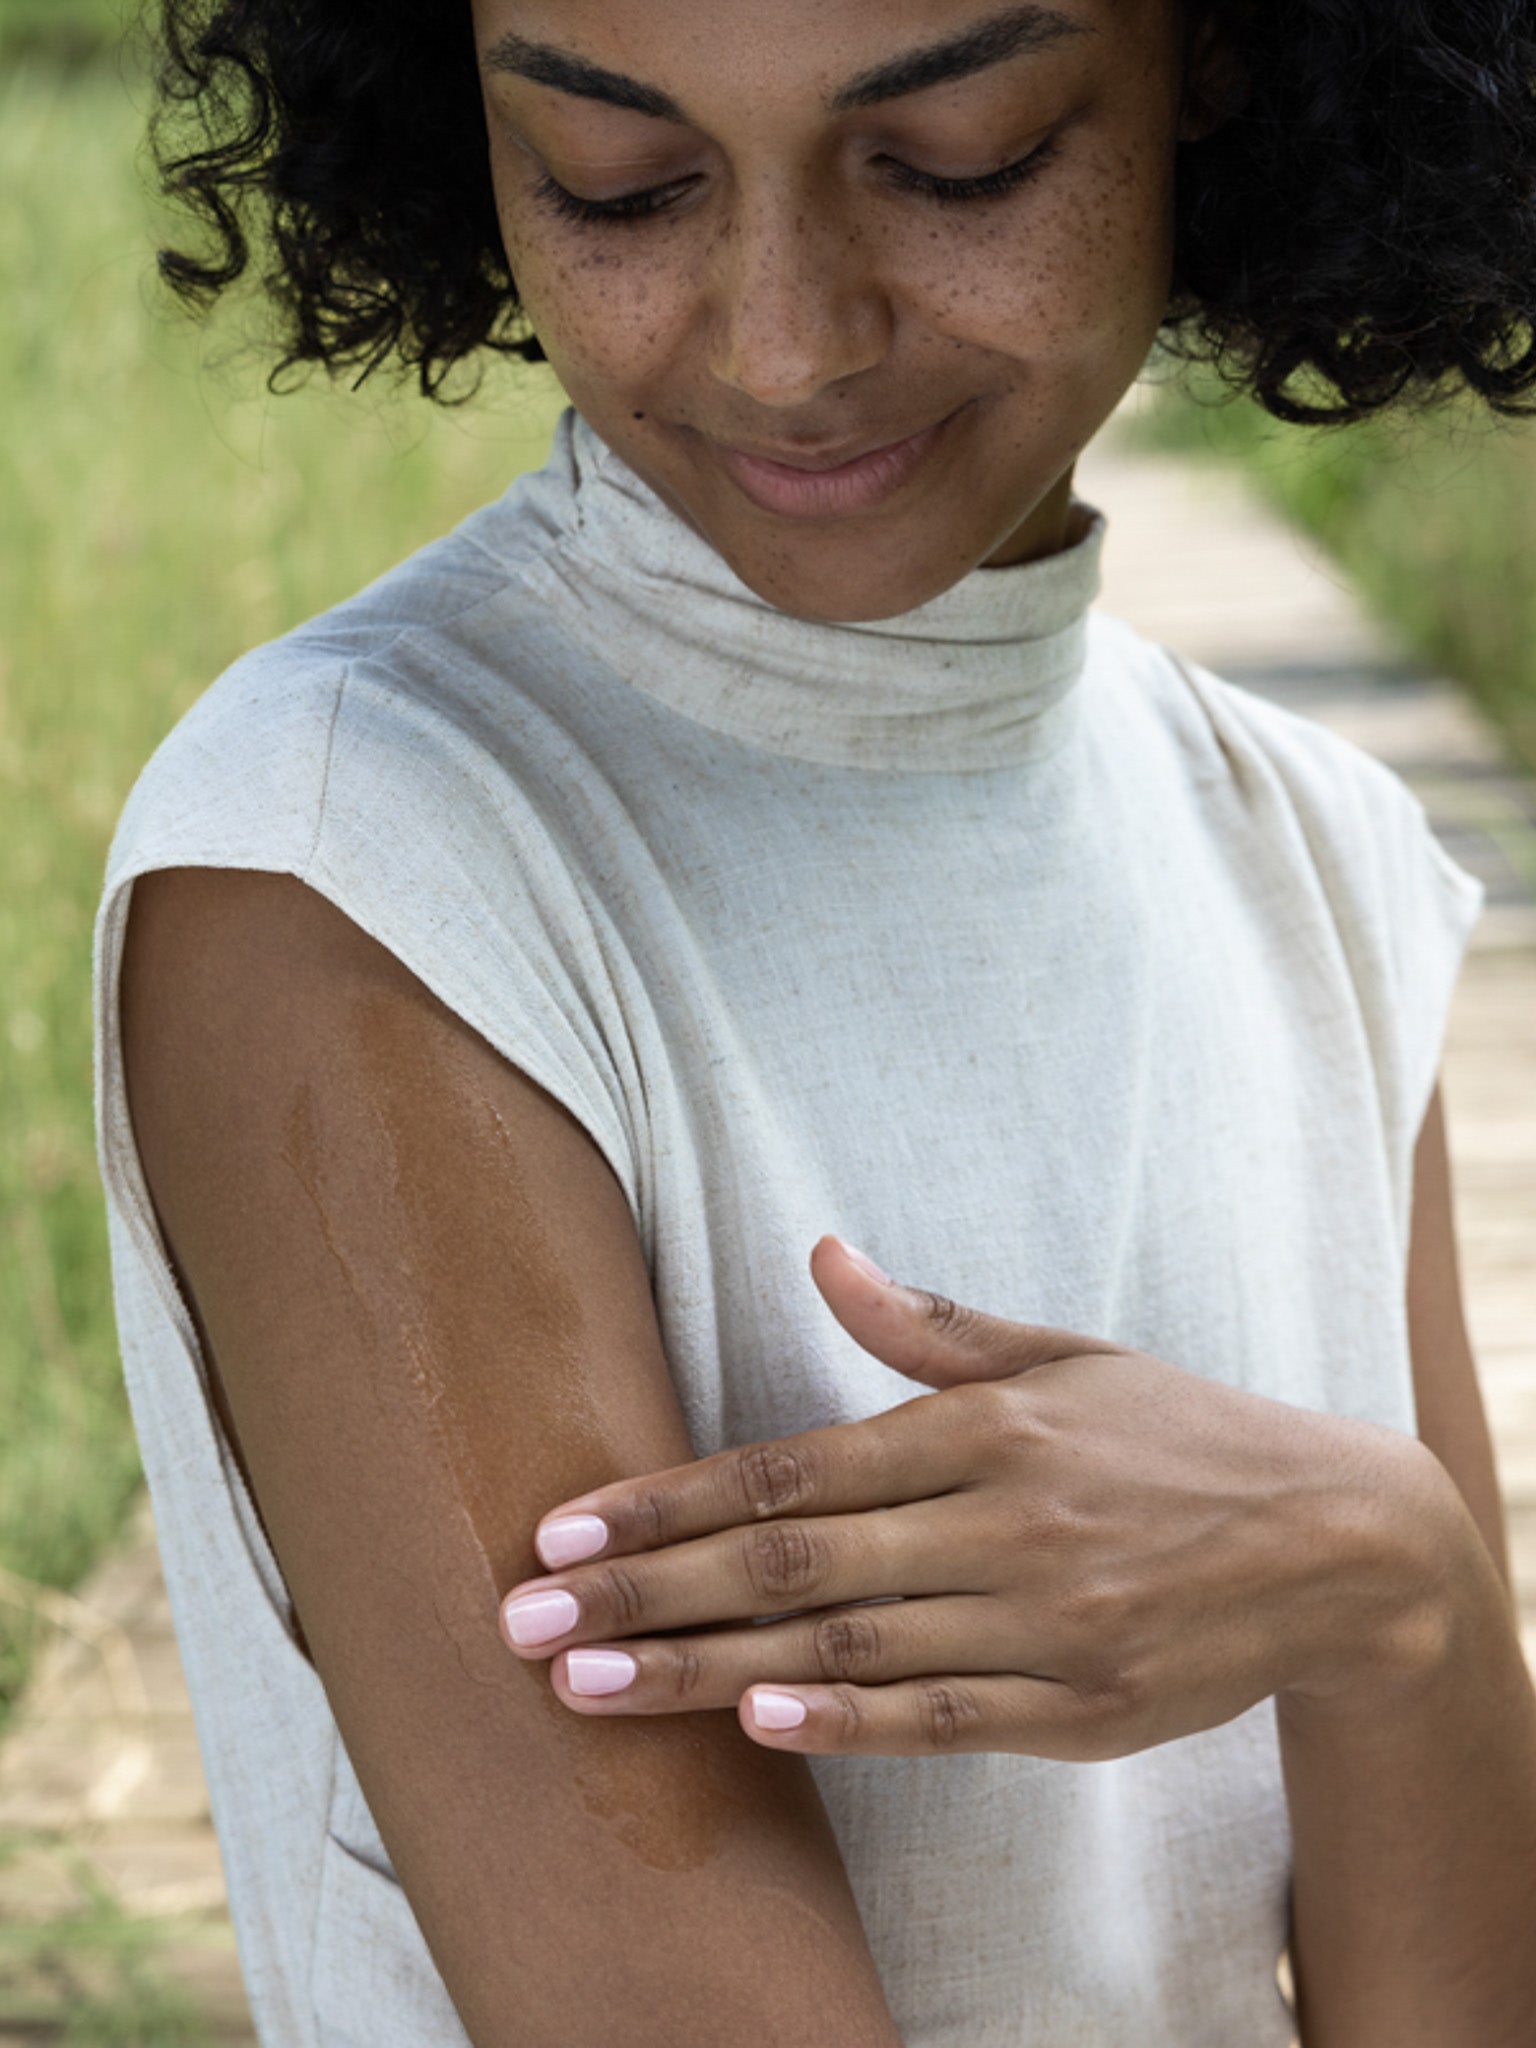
[1,0,567,1728]
[3,3,1535,2040]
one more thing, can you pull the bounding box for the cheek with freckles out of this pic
[491,171,696,417]
[933,133,1176,536]
[903,128,1175,424]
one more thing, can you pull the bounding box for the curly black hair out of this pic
[143,0,1536,425]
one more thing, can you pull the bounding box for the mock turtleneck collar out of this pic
[519,406,1106,774]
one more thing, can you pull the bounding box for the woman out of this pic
[94,0,1536,2042]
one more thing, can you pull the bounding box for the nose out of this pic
[704,179,892,407]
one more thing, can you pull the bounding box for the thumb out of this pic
[810,1235,1130,1387]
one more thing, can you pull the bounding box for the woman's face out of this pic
[471,0,1202,621]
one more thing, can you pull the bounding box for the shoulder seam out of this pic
[283,510,579,701]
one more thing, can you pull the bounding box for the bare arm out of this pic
[120,865,904,2048]
[1405,1082,1513,1603]
[1278,1079,1536,2045]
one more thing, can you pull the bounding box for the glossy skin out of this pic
[122,868,909,2048]
[472,0,1229,619]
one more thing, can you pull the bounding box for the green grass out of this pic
[0,0,130,62]
[0,1832,220,2045]
[0,53,567,1734]
[0,0,124,24]
[1130,359,1536,777]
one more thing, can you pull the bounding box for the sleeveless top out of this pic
[91,406,1484,2047]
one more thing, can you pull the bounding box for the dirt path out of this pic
[2,418,1532,2042]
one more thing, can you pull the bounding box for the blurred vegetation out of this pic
[0,1831,219,2044]
[1131,359,1536,778]
[0,0,128,63]
[0,46,566,1735]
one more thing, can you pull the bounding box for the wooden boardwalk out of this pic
[1,420,1532,2042]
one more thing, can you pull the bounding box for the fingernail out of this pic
[537,1514,609,1569]
[751,1690,808,1730]
[504,1589,580,1645]
[566,1648,637,1696]
[836,1238,890,1286]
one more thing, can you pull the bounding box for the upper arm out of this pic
[119,865,902,2048]
[1406,1077,1513,1603]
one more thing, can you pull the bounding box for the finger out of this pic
[737,1669,1123,1760]
[810,1234,1138,1387]
[503,1493,981,1657]
[550,1593,1001,1715]
[532,1380,997,1570]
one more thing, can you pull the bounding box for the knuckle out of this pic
[1111,1661,1153,1723]
[811,1607,883,1684]
[968,1380,1034,1457]
[741,1520,827,1602]
[1057,1563,1132,1638]
[594,1561,648,1631]
[626,1484,679,1550]
[918,1679,984,1750]
[670,1641,705,1701]
[1070,1655,1147,1742]
[826,1683,864,1748]
[998,1489,1076,1562]
[1024,1493,1093,1561]
[911,1288,975,1342]
[735,1440,816,1520]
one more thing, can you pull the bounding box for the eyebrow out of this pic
[830,5,1091,112]
[482,6,1091,125]
[483,36,684,123]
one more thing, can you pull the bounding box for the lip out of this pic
[716,408,964,519]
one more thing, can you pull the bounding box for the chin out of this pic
[712,520,989,624]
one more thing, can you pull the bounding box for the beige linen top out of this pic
[92,406,1484,2045]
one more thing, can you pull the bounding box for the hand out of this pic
[498,1236,1436,1757]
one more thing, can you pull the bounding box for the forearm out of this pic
[1276,1449,1536,2046]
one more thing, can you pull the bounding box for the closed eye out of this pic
[530,171,701,225]
[877,137,1060,203]
[530,137,1060,227]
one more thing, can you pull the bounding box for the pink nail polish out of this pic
[752,1690,808,1730]
[567,1648,637,1695]
[504,1589,579,1646]
[537,1514,609,1568]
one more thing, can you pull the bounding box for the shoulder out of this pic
[97,479,644,1226]
[1158,647,1484,957]
[1090,612,1408,814]
[1096,623,1486,1218]
[104,495,586,896]
[1087,614,1470,905]
[1089,606,1484,1061]
[106,410,593,889]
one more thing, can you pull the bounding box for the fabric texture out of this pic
[92,406,1485,2046]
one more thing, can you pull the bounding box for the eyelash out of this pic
[883,139,1059,205]
[530,138,1059,227]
